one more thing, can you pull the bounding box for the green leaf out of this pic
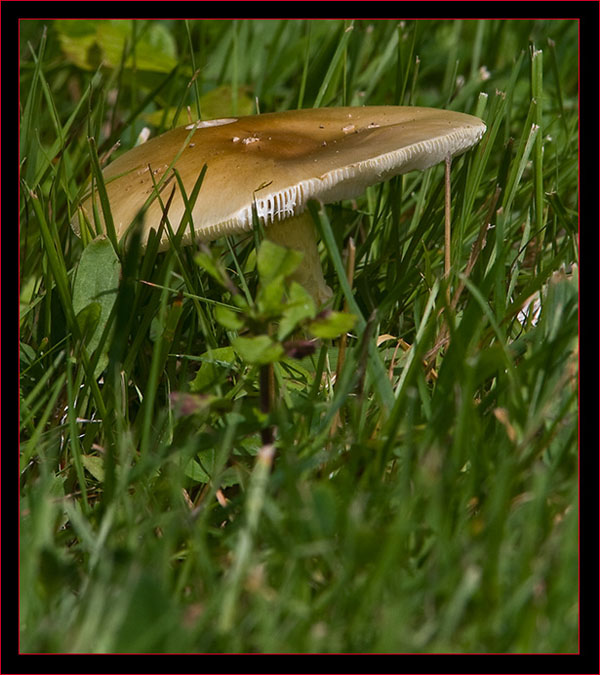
[184,455,241,487]
[189,346,237,392]
[257,239,303,285]
[278,282,316,340]
[214,305,245,331]
[232,335,284,365]
[184,458,211,484]
[256,276,287,315]
[75,301,101,343]
[56,19,178,73]
[72,236,120,375]
[309,311,357,340]
[170,392,232,417]
[195,250,233,289]
[81,454,105,482]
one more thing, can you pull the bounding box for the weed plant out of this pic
[19,19,578,653]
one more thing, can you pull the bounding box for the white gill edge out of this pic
[176,123,486,244]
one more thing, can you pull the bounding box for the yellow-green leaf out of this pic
[309,311,357,339]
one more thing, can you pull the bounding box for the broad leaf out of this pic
[257,239,303,285]
[278,282,316,340]
[72,236,120,375]
[232,335,284,365]
[309,311,357,340]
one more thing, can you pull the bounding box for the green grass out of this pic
[19,19,578,653]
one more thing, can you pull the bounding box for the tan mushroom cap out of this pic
[72,106,486,248]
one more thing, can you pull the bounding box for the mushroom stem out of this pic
[264,211,333,306]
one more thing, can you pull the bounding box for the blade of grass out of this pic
[313,21,354,108]
[297,21,312,109]
[85,137,120,252]
[20,27,47,184]
[185,20,202,120]
[530,45,545,250]
[377,280,439,471]
[502,121,540,216]
[396,21,419,105]
[218,443,275,633]
[138,263,184,455]
[66,346,90,513]
[20,371,67,468]
[308,201,394,411]
[20,349,66,438]
[23,184,111,457]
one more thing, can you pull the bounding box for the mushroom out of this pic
[72,107,486,304]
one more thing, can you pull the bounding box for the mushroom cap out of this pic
[73,106,486,248]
